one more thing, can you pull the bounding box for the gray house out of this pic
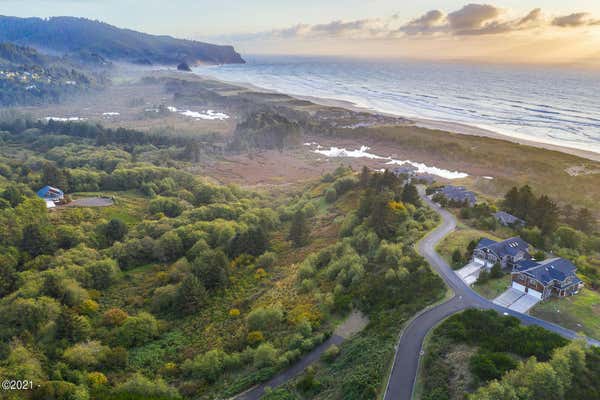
[512,258,583,300]
[473,237,531,269]
[494,211,525,227]
[439,185,476,206]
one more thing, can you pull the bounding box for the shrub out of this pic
[325,188,337,203]
[63,341,109,369]
[470,351,517,381]
[149,197,184,218]
[116,312,159,348]
[103,308,128,327]
[80,299,99,316]
[490,263,503,279]
[248,331,264,345]
[87,371,108,387]
[256,252,276,269]
[113,373,180,399]
[322,344,340,363]
[181,349,241,383]
[247,307,283,331]
[254,342,278,368]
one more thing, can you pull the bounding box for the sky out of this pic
[2,1,600,64]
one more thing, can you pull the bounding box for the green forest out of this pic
[0,115,446,399]
[419,309,600,400]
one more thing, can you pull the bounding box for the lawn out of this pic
[529,289,600,340]
[472,274,511,299]
[436,226,503,270]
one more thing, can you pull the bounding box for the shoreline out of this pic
[192,70,600,163]
[292,94,600,163]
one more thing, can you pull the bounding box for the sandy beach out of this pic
[291,93,600,163]
[192,70,600,163]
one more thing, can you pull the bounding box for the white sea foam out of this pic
[167,106,229,121]
[45,117,85,122]
[482,176,494,180]
[312,144,468,180]
[102,112,120,116]
[179,110,230,120]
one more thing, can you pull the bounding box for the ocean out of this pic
[197,55,600,155]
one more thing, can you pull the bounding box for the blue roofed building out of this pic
[472,236,531,269]
[438,185,476,206]
[37,185,64,208]
[494,211,525,227]
[511,258,583,300]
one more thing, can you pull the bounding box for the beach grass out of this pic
[529,289,600,340]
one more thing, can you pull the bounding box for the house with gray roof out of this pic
[438,185,476,206]
[511,258,583,300]
[494,211,525,227]
[472,236,531,269]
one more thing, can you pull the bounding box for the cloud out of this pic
[400,10,445,35]
[447,4,501,31]
[552,13,600,28]
[223,4,600,43]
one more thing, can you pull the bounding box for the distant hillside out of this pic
[0,42,48,65]
[0,42,101,106]
[0,15,245,66]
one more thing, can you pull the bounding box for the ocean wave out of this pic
[198,57,600,153]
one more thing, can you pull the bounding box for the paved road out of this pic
[383,190,600,400]
[234,334,345,400]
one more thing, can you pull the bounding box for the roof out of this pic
[440,185,476,204]
[392,165,418,176]
[476,238,497,249]
[515,257,580,286]
[37,185,64,199]
[494,211,525,226]
[476,236,530,259]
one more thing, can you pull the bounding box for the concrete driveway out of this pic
[494,288,540,313]
[456,261,484,285]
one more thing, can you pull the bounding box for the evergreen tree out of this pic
[574,208,595,234]
[534,195,559,234]
[288,210,310,247]
[517,185,535,220]
[359,166,370,188]
[104,218,128,244]
[42,162,69,191]
[503,186,520,214]
[402,183,420,206]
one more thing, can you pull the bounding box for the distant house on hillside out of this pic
[512,258,583,300]
[392,165,418,177]
[472,237,531,269]
[494,211,525,227]
[438,185,476,206]
[37,185,64,208]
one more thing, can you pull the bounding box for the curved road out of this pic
[383,190,600,400]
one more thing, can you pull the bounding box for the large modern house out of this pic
[511,258,583,300]
[473,237,531,269]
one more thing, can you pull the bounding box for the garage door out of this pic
[512,282,526,292]
[528,289,543,300]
